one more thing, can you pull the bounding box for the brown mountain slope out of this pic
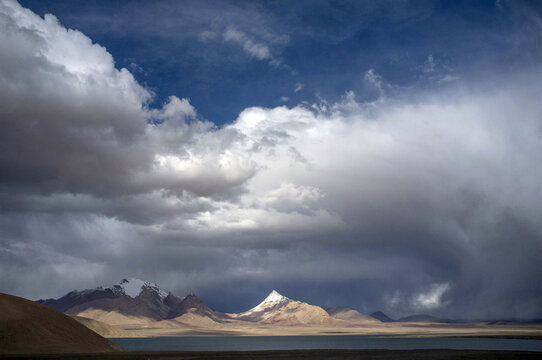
[168,294,228,322]
[66,292,226,327]
[233,290,334,326]
[0,293,120,354]
[64,289,168,322]
[66,301,156,326]
[70,316,133,337]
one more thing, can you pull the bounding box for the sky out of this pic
[1,0,542,320]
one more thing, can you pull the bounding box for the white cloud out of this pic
[198,30,217,41]
[418,54,456,83]
[152,96,197,121]
[423,54,436,73]
[294,82,304,93]
[364,68,385,94]
[223,26,272,60]
[414,283,451,310]
[221,25,290,70]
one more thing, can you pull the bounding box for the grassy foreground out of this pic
[1,349,542,360]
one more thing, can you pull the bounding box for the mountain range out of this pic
[38,278,224,327]
[38,278,466,335]
[33,278,542,338]
[38,278,389,329]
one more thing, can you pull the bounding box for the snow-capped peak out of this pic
[264,290,288,305]
[248,290,290,312]
[112,278,168,299]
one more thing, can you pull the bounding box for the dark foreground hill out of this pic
[0,293,120,354]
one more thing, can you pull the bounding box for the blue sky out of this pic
[19,0,542,124]
[2,0,542,318]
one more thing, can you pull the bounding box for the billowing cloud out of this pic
[0,1,256,200]
[1,1,542,320]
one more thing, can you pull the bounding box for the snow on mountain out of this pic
[247,290,290,313]
[235,290,334,325]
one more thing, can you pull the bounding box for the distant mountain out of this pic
[39,278,169,313]
[397,314,455,323]
[38,278,222,326]
[367,311,456,323]
[167,293,228,325]
[38,281,385,329]
[326,306,381,323]
[0,293,118,354]
[27,282,542,337]
[370,311,395,322]
[233,290,334,326]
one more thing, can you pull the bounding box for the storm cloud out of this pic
[1,0,542,320]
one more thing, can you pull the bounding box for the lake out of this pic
[110,335,542,352]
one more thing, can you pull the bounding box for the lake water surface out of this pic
[110,335,542,352]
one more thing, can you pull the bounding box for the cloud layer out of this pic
[1,1,542,319]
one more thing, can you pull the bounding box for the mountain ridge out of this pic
[38,278,217,325]
[40,279,476,329]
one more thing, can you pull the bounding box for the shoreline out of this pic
[108,323,542,340]
[106,333,542,341]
